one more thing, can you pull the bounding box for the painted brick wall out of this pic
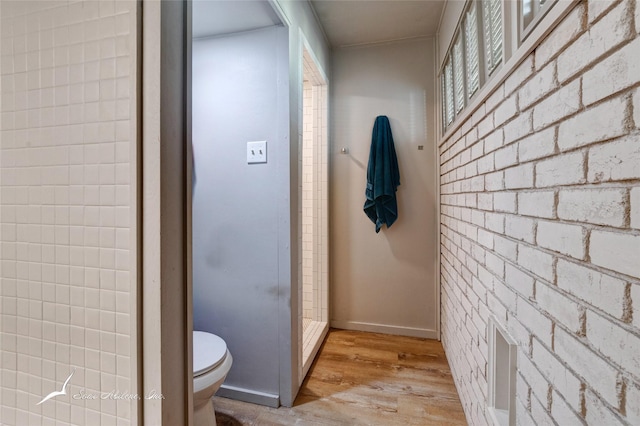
[0,1,137,424]
[439,0,640,424]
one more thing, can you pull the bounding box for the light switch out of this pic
[247,141,267,164]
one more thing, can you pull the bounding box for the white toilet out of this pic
[193,331,233,426]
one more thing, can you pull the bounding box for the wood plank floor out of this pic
[213,329,467,425]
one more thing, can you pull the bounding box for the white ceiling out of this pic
[310,0,446,48]
[191,0,445,48]
[192,0,282,39]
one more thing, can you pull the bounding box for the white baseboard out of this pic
[331,320,439,340]
[216,385,279,408]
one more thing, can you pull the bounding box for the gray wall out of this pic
[330,38,440,338]
[192,25,289,401]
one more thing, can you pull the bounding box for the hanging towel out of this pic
[363,115,400,233]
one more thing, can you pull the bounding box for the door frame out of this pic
[140,1,192,424]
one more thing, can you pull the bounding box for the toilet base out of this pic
[194,398,217,426]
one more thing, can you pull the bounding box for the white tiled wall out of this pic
[302,80,313,320]
[315,83,328,324]
[0,1,137,424]
[301,50,328,325]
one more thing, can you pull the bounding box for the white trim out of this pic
[142,2,191,423]
[487,316,518,426]
[268,0,292,27]
[130,1,141,424]
[503,0,517,65]
[431,36,443,341]
[141,2,163,423]
[302,323,329,379]
[331,320,439,340]
[217,385,280,408]
[438,0,579,146]
[185,0,195,421]
[434,51,442,341]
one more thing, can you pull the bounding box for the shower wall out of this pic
[301,74,328,326]
[191,25,289,404]
[301,81,313,319]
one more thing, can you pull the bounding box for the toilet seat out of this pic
[193,331,228,377]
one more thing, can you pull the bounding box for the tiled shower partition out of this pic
[0,1,138,424]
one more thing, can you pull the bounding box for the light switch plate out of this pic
[247,141,267,164]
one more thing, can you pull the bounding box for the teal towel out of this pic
[363,116,400,233]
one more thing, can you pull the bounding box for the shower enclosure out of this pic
[299,45,329,380]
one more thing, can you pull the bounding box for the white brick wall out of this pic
[556,259,626,319]
[550,389,584,426]
[517,298,552,346]
[536,151,585,187]
[494,93,517,127]
[503,110,532,144]
[505,215,535,243]
[518,61,556,110]
[632,187,640,229]
[531,338,581,410]
[628,382,640,425]
[535,281,582,333]
[505,163,534,189]
[493,191,516,213]
[534,3,585,69]
[517,244,554,282]
[582,37,640,105]
[585,389,625,425]
[518,190,554,218]
[635,86,640,127]
[588,136,640,182]
[494,143,518,170]
[505,264,534,297]
[586,310,640,378]
[536,220,585,259]
[557,0,633,82]
[532,78,580,130]
[557,188,626,227]
[554,327,620,407]
[439,1,640,424]
[587,0,616,25]
[557,95,627,151]
[518,350,549,402]
[590,230,640,278]
[518,126,555,163]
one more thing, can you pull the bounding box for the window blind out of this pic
[444,59,454,126]
[441,75,447,129]
[453,35,465,114]
[465,2,480,97]
[483,0,503,74]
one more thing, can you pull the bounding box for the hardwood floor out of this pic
[213,329,467,425]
